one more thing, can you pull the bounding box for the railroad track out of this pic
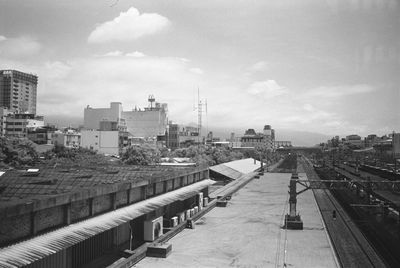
[300,157,388,268]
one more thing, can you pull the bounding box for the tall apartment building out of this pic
[0,70,38,114]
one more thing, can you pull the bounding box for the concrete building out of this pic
[0,165,211,268]
[345,134,363,148]
[0,70,38,114]
[52,129,81,148]
[275,140,292,148]
[84,102,126,131]
[240,125,275,150]
[80,130,120,155]
[167,122,179,150]
[0,107,11,136]
[4,113,44,138]
[27,125,57,145]
[122,102,168,138]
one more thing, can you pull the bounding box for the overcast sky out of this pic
[0,0,399,137]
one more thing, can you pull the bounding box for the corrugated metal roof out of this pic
[209,158,261,180]
[0,179,215,268]
[209,165,243,180]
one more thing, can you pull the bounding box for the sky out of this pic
[0,0,399,139]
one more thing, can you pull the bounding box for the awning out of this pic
[0,179,215,268]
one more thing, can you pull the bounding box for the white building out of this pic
[122,102,168,138]
[80,130,120,155]
[52,130,81,148]
[84,102,125,131]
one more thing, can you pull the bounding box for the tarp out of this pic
[0,179,215,268]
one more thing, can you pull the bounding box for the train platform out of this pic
[133,172,338,268]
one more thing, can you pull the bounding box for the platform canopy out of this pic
[209,158,262,180]
[0,179,215,268]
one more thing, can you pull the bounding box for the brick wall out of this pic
[0,213,31,246]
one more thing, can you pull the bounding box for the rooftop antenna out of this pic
[148,94,155,110]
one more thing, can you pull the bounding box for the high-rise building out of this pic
[0,70,38,114]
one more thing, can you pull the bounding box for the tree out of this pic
[121,144,161,165]
[0,137,38,167]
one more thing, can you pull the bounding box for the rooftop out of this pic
[135,172,338,267]
[0,165,205,209]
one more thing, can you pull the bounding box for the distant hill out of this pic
[44,115,82,128]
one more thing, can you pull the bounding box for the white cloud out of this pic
[102,50,123,57]
[306,84,375,98]
[126,51,146,57]
[88,7,170,43]
[247,80,286,98]
[249,61,268,72]
[190,68,203,75]
[0,36,41,57]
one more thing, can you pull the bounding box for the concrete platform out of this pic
[133,173,338,268]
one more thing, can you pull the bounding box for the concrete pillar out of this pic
[289,173,297,217]
[127,189,131,204]
[89,198,94,216]
[141,185,147,200]
[30,211,39,236]
[111,192,117,210]
[64,203,71,225]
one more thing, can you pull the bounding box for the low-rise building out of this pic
[4,113,44,138]
[52,129,81,148]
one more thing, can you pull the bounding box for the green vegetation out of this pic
[121,144,161,165]
[0,137,38,168]
[0,136,277,169]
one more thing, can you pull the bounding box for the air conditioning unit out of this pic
[177,212,185,223]
[193,206,199,215]
[171,216,178,227]
[203,197,209,207]
[197,192,204,210]
[144,216,163,242]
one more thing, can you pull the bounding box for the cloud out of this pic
[126,51,145,57]
[249,61,268,72]
[102,50,124,57]
[0,35,41,57]
[306,84,376,98]
[190,68,203,75]
[247,80,287,98]
[88,7,170,43]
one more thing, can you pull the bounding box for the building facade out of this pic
[240,125,275,150]
[52,129,81,148]
[0,70,38,114]
[84,102,126,131]
[122,102,168,138]
[4,113,44,138]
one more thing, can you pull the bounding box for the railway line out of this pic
[300,156,390,267]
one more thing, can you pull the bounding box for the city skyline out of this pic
[0,0,399,138]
